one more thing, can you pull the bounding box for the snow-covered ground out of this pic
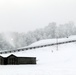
[0,35,76,75]
[29,35,76,47]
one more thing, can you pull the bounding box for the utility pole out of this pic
[56,37,58,51]
[55,26,58,51]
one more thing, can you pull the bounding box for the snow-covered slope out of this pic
[29,35,76,47]
[0,35,76,75]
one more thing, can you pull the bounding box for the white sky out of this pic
[0,0,76,33]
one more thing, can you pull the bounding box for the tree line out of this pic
[0,21,76,50]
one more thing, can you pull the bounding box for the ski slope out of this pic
[0,35,76,75]
[29,35,76,47]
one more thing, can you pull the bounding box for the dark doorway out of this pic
[4,58,7,65]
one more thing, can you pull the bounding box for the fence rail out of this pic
[0,40,76,54]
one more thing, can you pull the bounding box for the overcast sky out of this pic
[0,0,76,33]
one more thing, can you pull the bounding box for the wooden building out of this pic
[0,54,36,65]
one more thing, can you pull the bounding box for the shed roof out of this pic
[7,54,17,58]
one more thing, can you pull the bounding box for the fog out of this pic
[0,0,76,32]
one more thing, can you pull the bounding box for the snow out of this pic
[0,35,76,75]
[29,35,76,47]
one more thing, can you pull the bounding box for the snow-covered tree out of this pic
[44,22,57,38]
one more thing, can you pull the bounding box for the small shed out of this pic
[0,54,36,65]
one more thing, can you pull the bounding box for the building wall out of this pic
[0,56,4,65]
[18,57,36,64]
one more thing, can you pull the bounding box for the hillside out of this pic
[0,36,76,75]
[28,35,76,47]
